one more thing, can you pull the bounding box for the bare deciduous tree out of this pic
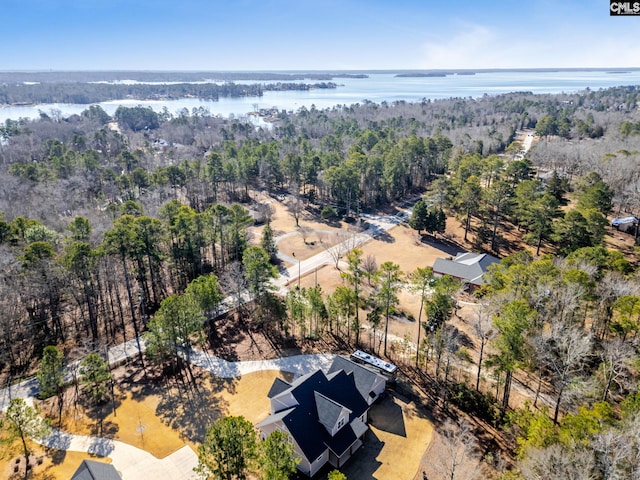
[254,202,274,224]
[287,188,303,228]
[621,414,640,478]
[221,261,247,313]
[431,419,480,480]
[519,443,596,480]
[594,272,635,339]
[542,322,592,423]
[599,338,634,403]
[299,225,311,244]
[363,254,378,286]
[472,304,495,391]
[593,430,630,480]
[327,240,348,270]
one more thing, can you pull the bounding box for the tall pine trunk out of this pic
[120,252,145,368]
[501,370,513,414]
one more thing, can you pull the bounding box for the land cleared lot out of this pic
[13,187,639,479]
[1,365,434,480]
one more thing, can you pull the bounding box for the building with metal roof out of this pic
[432,252,499,289]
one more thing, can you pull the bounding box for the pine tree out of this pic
[3,398,51,480]
[80,353,112,405]
[260,222,278,263]
[258,430,299,480]
[196,416,257,480]
[37,345,64,400]
[409,199,428,234]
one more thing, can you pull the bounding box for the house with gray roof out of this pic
[328,355,387,404]
[71,460,121,480]
[432,252,499,289]
[257,356,386,477]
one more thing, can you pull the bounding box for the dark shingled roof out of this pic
[71,460,121,480]
[267,377,292,399]
[276,369,369,462]
[325,423,358,457]
[328,356,382,400]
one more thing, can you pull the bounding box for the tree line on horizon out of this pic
[0,86,638,370]
[0,81,338,106]
[1,84,640,478]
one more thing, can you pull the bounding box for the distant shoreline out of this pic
[396,72,449,78]
[2,70,639,123]
[1,68,639,84]
[0,81,339,107]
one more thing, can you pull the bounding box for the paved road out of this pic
[513,130,536,160]
[188,350,336,378]
[1,202,412,411]
[273,211,407,295]
[0,200,418,479]
[522,131,535,153]
[37,431,198,480]
[7,351,338,480]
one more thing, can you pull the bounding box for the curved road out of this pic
[0,201,418,479]
[7,352,336,480]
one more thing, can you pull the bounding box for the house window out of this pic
[337,417,345,430]
[316,453,324,463]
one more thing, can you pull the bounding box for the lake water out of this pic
[1,70,640,123]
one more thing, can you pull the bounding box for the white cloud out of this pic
[575,38,640,68]
[419,24,535,69]
[419,22,640,69]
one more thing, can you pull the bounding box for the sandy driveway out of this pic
[5,353,337,480]
[1,197,429,479]
[6,350,434,480]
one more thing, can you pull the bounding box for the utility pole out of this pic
[293,252,300,290]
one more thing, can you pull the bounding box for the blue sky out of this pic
[2,0,638,70]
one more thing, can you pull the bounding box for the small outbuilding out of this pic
[432,252,499,290]
[612,216,639,234]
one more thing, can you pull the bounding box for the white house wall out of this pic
[259,420,318,477]
[370,377,386,403]
[258,420,280,439]
[309,449,329,477]
[329,407,351,437]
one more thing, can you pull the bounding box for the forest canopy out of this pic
[2,85,640,478]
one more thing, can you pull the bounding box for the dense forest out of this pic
[0,71,367,83]
[3,83,640,478]
[0,81,337,105]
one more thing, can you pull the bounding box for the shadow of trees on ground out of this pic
[155,372,235,443]
[207,313,245,362]
[87,436,115,457]
[43,432,71,465]
[373,229,395,243]
[115,361,235,443]
[420,234,466,256]
[75,392,121,440]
